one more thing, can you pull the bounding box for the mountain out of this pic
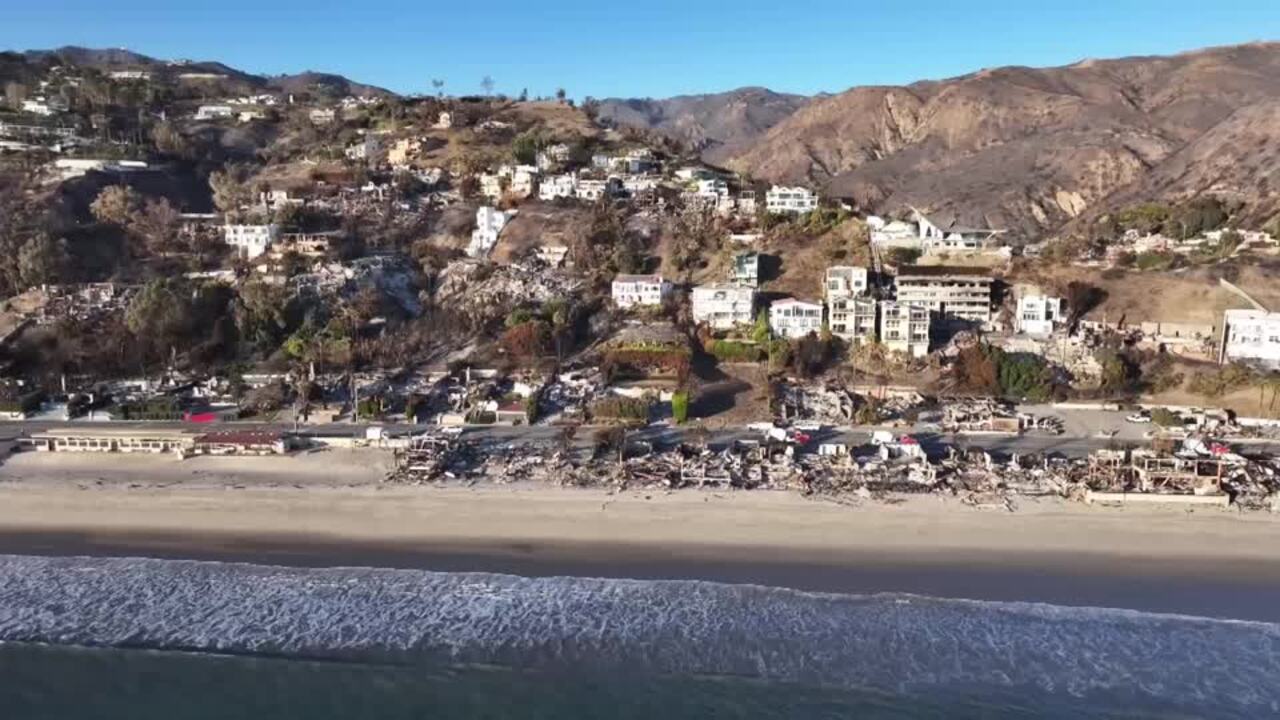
[719,42,1280,239]
[594,87,809,164]
[15,46,396,98]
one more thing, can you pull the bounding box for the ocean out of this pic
[0,554,1275,719]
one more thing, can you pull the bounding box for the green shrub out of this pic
[1149,407,1180,428]
[707,339,763,362]
[590,396,651,422]
[671,391,689,424]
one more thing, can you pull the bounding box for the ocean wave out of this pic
[0,555,1275,714]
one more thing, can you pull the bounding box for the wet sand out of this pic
[2,451,1280,621]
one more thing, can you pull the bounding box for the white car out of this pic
[793,422,823,432]
[1125,412,1151,424]
[747,422,777,433]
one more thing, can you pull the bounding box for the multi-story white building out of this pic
[867,215,921,249]
[765,186,818,215]
[692,285,756,331]
[195,105,234,121]
[309,108,336,125]
[1016,294,1066,336]
[829,296,877,345]
[879,301,931,357]
[824,266,869,302]
[894,267,994,325]
[21,99,55,116]
[769,299,823,339]
[468,207,515,258]
[223,224,280,260]
[538,173,578,201]
[1220,309,1280,368]
[481,165,539,200]
[611,274,672,309]
[108,70,151,81]
[509,165,538,198]
[576,178,609,202]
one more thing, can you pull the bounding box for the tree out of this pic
[510,131,541,165]
[17,233,69,288]
[555,88,567,102]
[131,197,182,256]
[501,320,551,361]
[90,185,140,227]
[431,78,445,97]
[152,121,191,159]
[209,163,254,215]
[4,81,27,110]
[751,309,771,344]
[518,88,528,102]
[480,75,495,97]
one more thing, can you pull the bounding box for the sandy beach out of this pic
[2,450,1280,620]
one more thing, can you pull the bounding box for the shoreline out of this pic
[2,451,1280,621]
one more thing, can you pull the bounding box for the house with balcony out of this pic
[769,298,823,339]
[223,224,279,259]
[894,266,994,325]
[692,285,756,331]
[765,186,818,215]
[612,274,672,309]
[879,301,930,357]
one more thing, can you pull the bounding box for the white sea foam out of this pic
[0,555,1275,714]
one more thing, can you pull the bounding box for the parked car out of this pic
[1125,411,1151,424]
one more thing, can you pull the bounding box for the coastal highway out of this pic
[3,415,1280,460]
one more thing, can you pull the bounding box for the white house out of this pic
[509,165,539,198]
[108,70,151,80]
[912,207,1003,250]
[769,299,823,339]
[21,99,55,116]
[1220,309,1280,368]
[824,266,869,302]
[612,274,672,309]
[479,171,505,200]
[868,215,921,249]
[195,105,234,121]
[879,301,930,357]
[692,285,756,331]
[829,296,877,345]
[538,173,578,201]
[1017,294,1066,336]
[223,224,280,259]
[468,207,515,258]
[434,111,453,129]
[309,108,336,125]
[765,186,818,215]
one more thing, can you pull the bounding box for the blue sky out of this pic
[4,1,1280,98]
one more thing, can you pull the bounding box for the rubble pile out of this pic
[777,382,860,424]
[434,260,583,324]
[940,397,1022,433]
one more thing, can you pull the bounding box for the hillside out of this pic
[14,46,395,99]
[594,87,809,165]
[719,43,1280,239]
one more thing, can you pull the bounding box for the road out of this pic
[5,409,1279,460]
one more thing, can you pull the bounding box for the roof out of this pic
[771,298,822,308]
[895,265,993,279]
[613,274,664,284]
[195,430,283,446]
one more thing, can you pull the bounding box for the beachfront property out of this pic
[468,206,515,258]
[1017,294,1066,336]
[893,266,995,325]
[879,301,931,357]
[22,428,292,455]
[769,298,823,339]
[223,223,280,260]
[829,296,877,345]
[1219,309,1280,368]
[612,274,672,309]
[765,185,818,215]
[692,284,756,330]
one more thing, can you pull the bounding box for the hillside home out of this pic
[912,207,1005,251]
[1016,294,1066,336]
[1219,310,1280,368]
[879,301,930,357]
[434,111,453,129]
[824,266,869,301]
[468,207,515,258]
[829,296,877,345]
[867,215,921,249]
[21,99,55,116]
[611,274,672,309]
[765,186,818,215]
[538,173,577,201]
[894,267,995,325]
[344,135,382,162]
[195,105,234,120]
[692,285,756,330]
[108,70,151,80]
[309,108,336,125]
[732,251,760,287]
[535,245,569,267]
[223,224,280,260]
[769,299,823,339]
[387,138,423,167]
